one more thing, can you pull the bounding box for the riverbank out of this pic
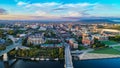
[80,53,120,60]
[16,57,64,61]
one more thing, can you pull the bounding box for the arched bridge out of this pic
[0,35,22,59]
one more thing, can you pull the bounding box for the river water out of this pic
[0,58,120,68]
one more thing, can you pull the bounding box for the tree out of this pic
[58,47,64,59]
[7,30,14,35]
[76,36,82,44]
[5,38,13,46]
[91,38,105,48]
[0,30,4,38]
[109,35,120,42]
[9,50,16,56]
[22,38,28,46]
[78,45,87,50]
[0,45,6,50]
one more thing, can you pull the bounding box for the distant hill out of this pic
[0,17,120,24]
[77,19,114,24]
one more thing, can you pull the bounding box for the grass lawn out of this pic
[78,46,87,50]
[101,41,118,46]
[113,46,120,49]
[113,46,120,51]
[90,48,120,55]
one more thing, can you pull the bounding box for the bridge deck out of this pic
[65,44,73,68]
[0,36,22,56]
[52,29,74,68]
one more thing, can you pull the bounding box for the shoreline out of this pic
[78,57,120,61]
[15,57,64,61]
[79,53,120,60]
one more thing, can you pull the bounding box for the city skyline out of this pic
[0,0,120,20]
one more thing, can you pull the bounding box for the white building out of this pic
[19,34,26,37]
[39,27,47,31]
[27,33,45,45]
[31,24,39,29]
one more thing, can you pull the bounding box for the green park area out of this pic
[90,41,120,55]
[101,41,118,47]
[112,46,120,51]
[113,46,120,49]
[90,48,120,55]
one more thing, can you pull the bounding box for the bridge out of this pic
[64,43,73,68]
[52,28,74,68]
[0,35,22,61]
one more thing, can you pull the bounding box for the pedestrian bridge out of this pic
[52,29,74,68]
[64,43,73,68]
[0,35,22,61]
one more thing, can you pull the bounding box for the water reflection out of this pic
[4,61,9,68]
[1,58,120,68]
[0,59,64,68]
[11,60,64,68]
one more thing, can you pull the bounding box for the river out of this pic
[0,58,120,68]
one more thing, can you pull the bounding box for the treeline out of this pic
[9,46,64,59]
[109,35,120,42]
[91,38,105,48]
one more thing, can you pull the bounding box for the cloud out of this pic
[22,2,60,9]
[0,8,8,15]
[35,11,47,16]
[87,4,120,17]
[68,11,82,17]
[59,3,96,8]
[93,4,117,11]
[17,1,28,6]
[18,1,115,17]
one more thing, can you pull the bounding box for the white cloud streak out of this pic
[16,1,118,17]
[17,1,28,6]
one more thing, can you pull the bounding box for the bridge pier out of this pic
[3,53,8,62]
[64,64,74,68]
[64,64,66,68]
[15,47,18,50]
[15,47,18,57]
[4,61,9,68]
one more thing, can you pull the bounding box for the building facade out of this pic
[27,33,45,45]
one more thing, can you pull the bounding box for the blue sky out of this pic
[0,0,120,20]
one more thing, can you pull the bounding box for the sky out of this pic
[0,0,120,20]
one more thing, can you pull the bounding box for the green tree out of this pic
[22,38,28,46]
[9,50,16,56]
[91,38,105,48]
[7,30,14,35]
[0,30,4,38]
[109,35,120,42]
[58,47,64,59]
[0,45,6,50]
[76,36,82,44]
